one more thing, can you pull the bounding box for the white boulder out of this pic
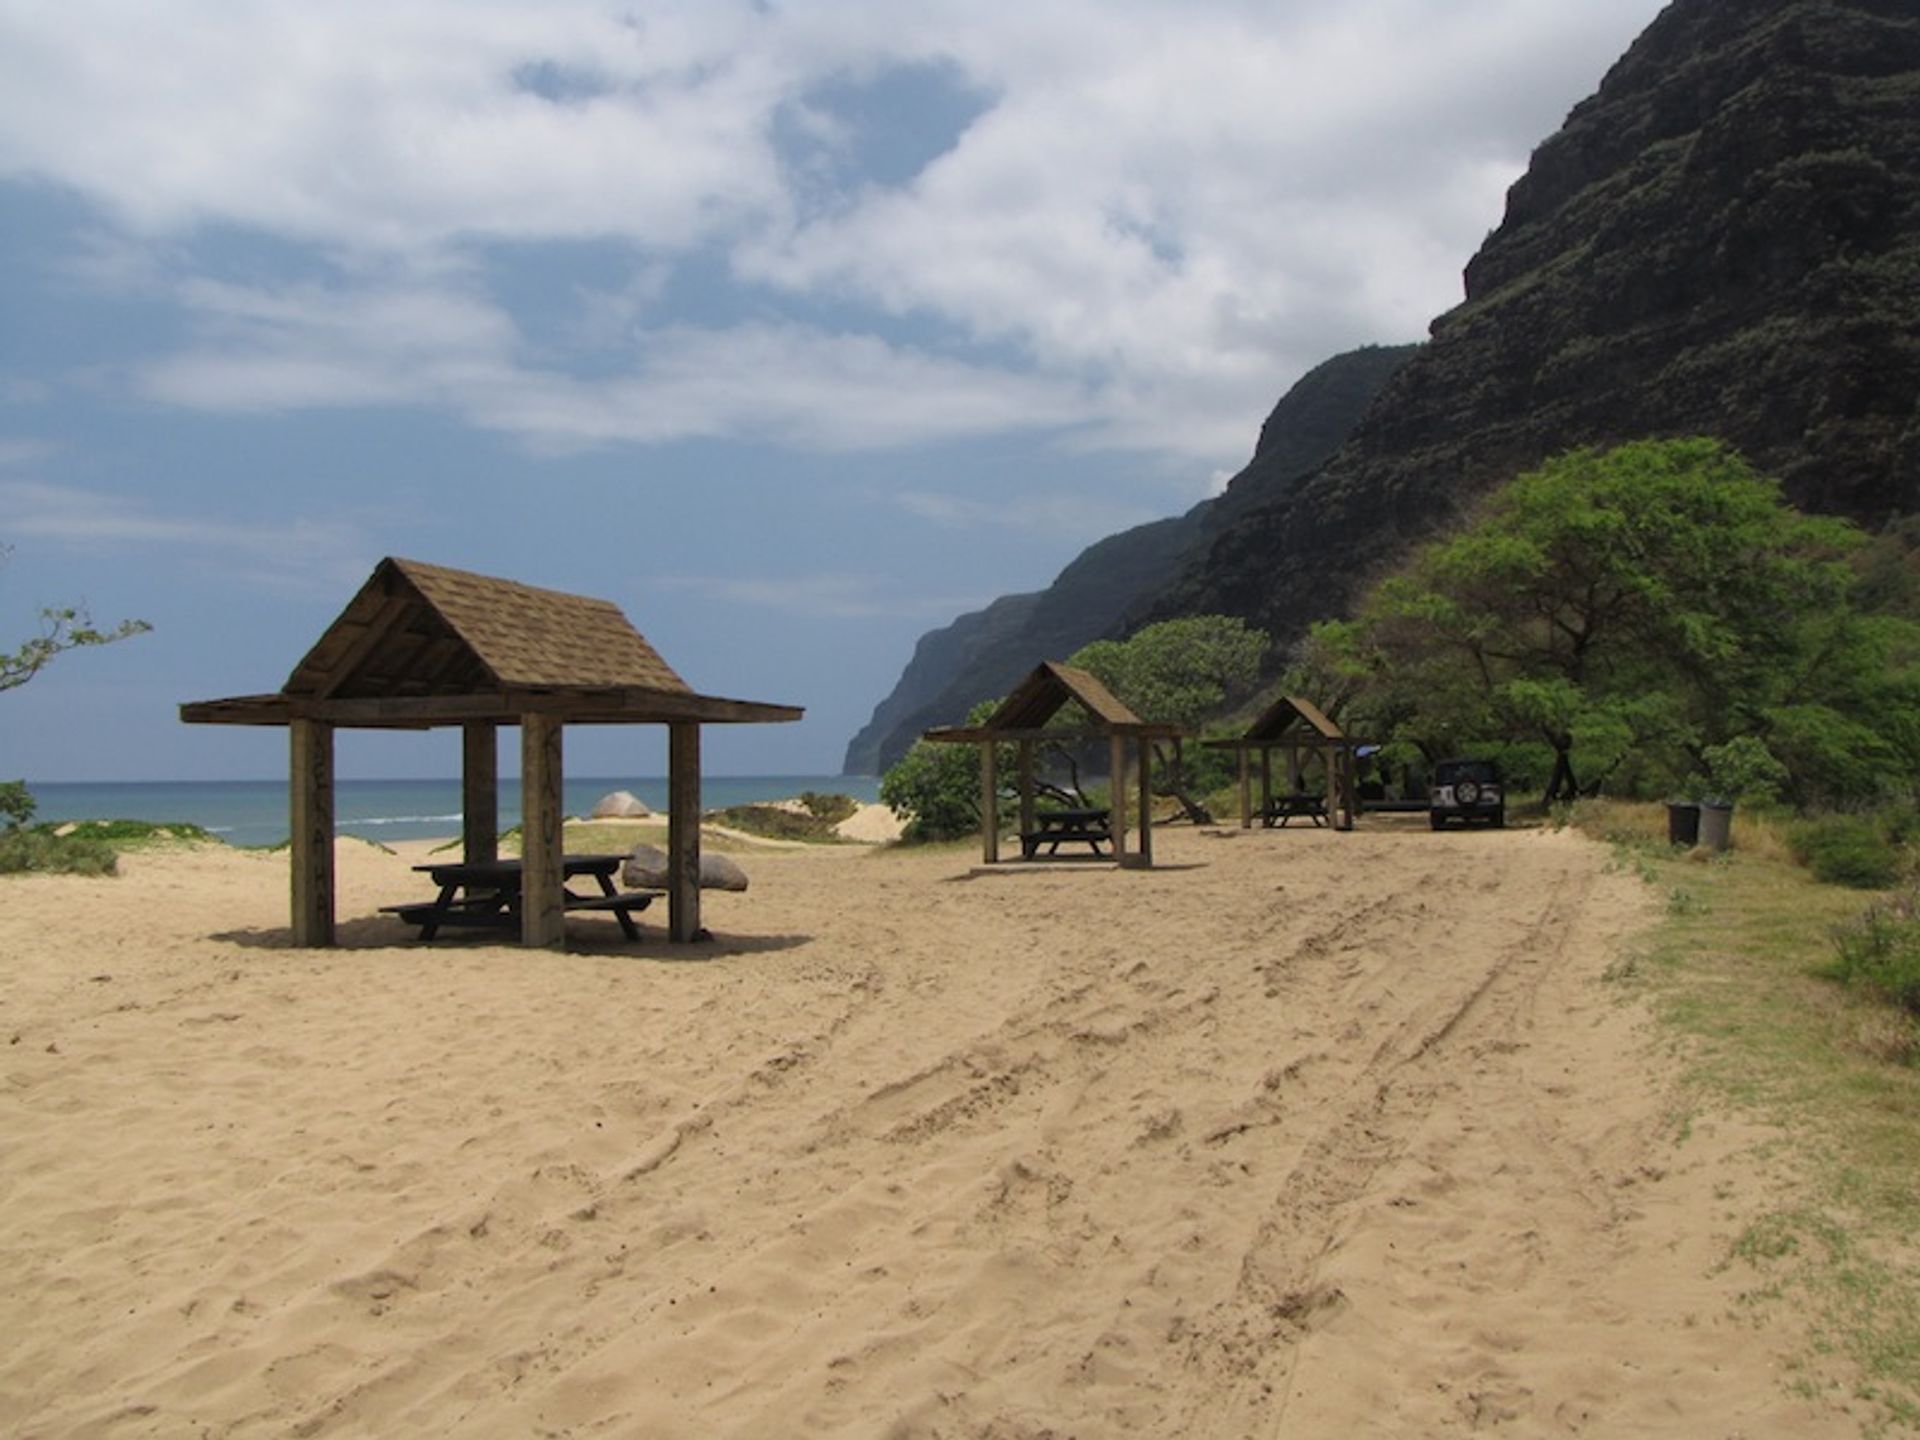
[592,790,652,819]
[623,843,749,892]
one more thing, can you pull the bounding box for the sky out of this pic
[0,0,1668,781]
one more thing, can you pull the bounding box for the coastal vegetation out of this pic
[710,792,861,844]
[0,811,221,876]
[879,699,1003,842]
[1301,438,1920,807]
[0,821,118,876]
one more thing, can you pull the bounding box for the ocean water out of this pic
[25,776,882,849]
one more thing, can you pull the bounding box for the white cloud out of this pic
[0,0,1669,466]
[138,273,1094,451]
[894,489,1160,541]
[645,571,978,621]
[0,1,792,252]
[0,479,370,592]
[0,439,58,469]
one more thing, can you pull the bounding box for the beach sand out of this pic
[0,819,1846,1436]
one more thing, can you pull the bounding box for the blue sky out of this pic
[0,0,1665,781]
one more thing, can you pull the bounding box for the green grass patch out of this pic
[35,818,220,846]
[1569,800,1920,1428]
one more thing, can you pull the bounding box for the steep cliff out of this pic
[1138,0,1920,641]
[843,344,1415,774]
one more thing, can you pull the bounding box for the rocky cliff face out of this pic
[1137,0,1920,641]
[842,345,1414,774]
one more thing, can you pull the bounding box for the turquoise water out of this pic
[25,776,882,848]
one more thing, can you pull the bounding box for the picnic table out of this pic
[1020,806,1113,858]
[382,853,659,941]
[1261,792,1328,828]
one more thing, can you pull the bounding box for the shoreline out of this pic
[333,801,905,856]
[25,778,891,850]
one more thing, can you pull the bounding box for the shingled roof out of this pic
[182,557,798,729]
[284,557,691,699]
[1238,695,1344,744]
[924,661,1182,742]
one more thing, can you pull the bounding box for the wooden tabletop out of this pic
[413,853,627,886]
[1033,807,1110,826]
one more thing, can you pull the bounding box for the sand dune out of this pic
[0,822,1843,1436]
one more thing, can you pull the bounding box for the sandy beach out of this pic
[0,819,1847,1437]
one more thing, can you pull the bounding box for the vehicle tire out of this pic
[1429,812,1447,831]
[1489,811,1506,829]
[1454,779,1480,805]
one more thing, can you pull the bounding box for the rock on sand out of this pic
[591,790,652,819]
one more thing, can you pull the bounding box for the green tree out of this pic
[880,700,1011,843]
[1071,615,1268,822]
[1313,439,1916,806]
[2,547,151,693]
[4,547,151,840]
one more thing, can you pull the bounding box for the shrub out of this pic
[1827,893,1920,1015]
[1789,813,1906,889]
[0,827,118,876]
[880,740,985,842]
[0,779,34,829]
[711,804,845,843]
[796,791,859,825]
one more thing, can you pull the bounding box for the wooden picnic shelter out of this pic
[180,557,801,949]
[922,661,1182,869]
[1205,696,1359,832]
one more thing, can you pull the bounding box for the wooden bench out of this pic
[561,889,659,942]
[379,894,514,937]
[382,889,660,941]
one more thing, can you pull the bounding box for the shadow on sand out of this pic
[211,915,814,958]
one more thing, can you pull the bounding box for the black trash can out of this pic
[1666,801,1701,847]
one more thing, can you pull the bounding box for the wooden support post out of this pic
[462,721,498,866]
[1238,747,1252,829]
[669,722,704,942]
[981,740,1000,864]
[1322,743,1338,832]
[1017,740,1035,840]
[1109,733,1129,865]
[289,718,335,948]
[1260,748,1273,817]
[520,714,565,949]
[1132,737,1154,869]
[1338,747,1356,831]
